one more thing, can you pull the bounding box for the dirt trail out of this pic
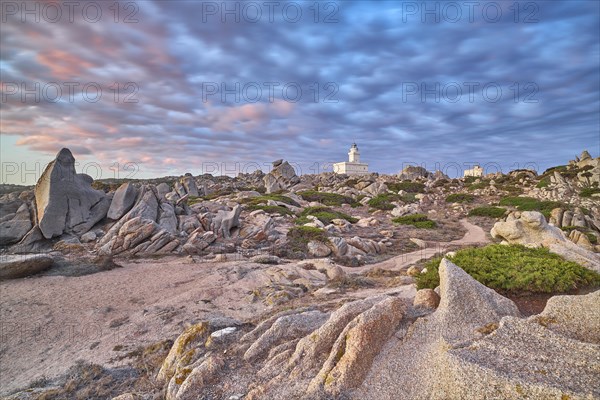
[343,219,489,273]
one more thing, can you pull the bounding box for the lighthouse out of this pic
[333,143,369,175]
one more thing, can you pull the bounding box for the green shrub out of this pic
[536,177,550,188]
[587,233,598,245]
[392,213,436,228]
[387,181,425,193]
[580,187,600,198]
[497,185,524,195]
[468,182,489,191]
[399,193,418,203]
[367,194,397,210]
[498,196,564,218]
[445,193,475,203]
[298,190,355,206]
[416,245,600,293]
[296,206,358,225]
[247,205,293,216]
[187,195,202,205]
[433,179,449,188]
[286,226,330,253]
[468,206,507,218]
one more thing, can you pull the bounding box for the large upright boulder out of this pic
[35,148,109,239]
[491,211,600,272]
[263,160,300,194]
[107,182,138,220]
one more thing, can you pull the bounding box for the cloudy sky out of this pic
[1,0,599,184]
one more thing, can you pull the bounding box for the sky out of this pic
[1,0,599,185]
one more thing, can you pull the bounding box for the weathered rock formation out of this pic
[263,159,300,193]
[34,148,110,239]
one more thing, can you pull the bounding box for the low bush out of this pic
[468,206,507,218]
[392,213,436,228]
[387,181,425,193]
[416,244,600,293]
[536,177,550,188]
[367,194,397,210]
[286,226,330,253]
[445,193,475,203]
[296,206,358,225]
[498,196,564,218]
[580,187,600,198]
[298,190,355,206]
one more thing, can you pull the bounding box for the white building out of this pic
[333,143,369,175]
[464,165,484,177]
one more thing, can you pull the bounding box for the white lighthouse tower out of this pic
[333,143,369,175]
[349,143,360,163]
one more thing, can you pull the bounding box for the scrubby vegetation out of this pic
[468,181,489,191]
[416,245,600,293]
[296,206,358,225]
[387,181,425,193]
[498,196,564,218]
[536,177,550,188]
[298,190,355,206]
[445,193,475,203]
[468,206,507,218]
[286,226,330,253]
[392,213,436,228]
[367,194,397,210]
[580,187,600,198]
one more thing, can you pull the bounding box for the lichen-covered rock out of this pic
[156,322,210,384]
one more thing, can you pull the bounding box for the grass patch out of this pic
[367,194,398,210]
[286,226,330,253]
[298,190,355,206]
[468,206,507,218]
[296,206,358,225]
[498,196,564,218]
[446,193,475,203]
[416,245,600,293]
[392,213,436,229]
[387,181,426,193]
[580,187,600,198]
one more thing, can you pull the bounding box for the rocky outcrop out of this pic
[34,148,109,239]
[0,202,32,245]
[491,211,600,271]
[263,160,300,193]
[397,165,431,180]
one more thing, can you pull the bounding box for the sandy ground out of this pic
[0,220,487,395]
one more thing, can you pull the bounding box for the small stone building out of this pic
[464,165,483,178]
[333,143,369,175]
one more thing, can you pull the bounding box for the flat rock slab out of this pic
[0,254,54,280]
